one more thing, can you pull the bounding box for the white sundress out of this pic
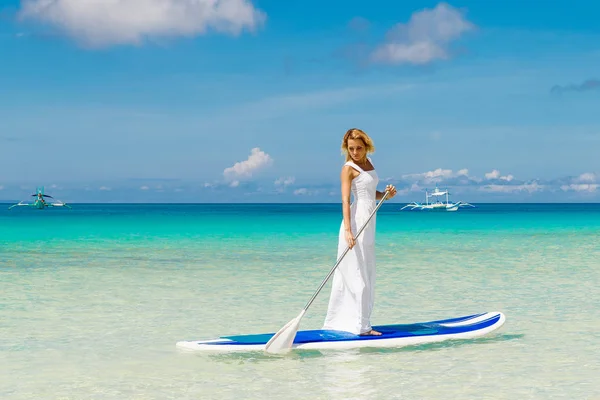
[323,158,379,334]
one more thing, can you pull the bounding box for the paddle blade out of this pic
[264,311,305,354]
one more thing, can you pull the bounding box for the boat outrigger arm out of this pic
[400,187,474,211]
[8,187,72,210]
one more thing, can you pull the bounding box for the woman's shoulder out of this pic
[341,162,361,177]
[342,161,360,170]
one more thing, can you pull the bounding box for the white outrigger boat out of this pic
[401,187,474,212]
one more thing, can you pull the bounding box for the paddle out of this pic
[264,190,391,354]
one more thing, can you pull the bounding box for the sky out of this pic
[0,0,598,203]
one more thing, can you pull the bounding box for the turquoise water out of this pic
[1,204,599,399]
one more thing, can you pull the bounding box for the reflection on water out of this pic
[205,349,323,364]
[323,351,379,400]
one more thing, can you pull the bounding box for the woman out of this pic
[323,128,397,336]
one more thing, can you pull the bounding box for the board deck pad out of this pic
[176,312,506,352]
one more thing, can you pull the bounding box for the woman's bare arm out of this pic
[341,165,356,248]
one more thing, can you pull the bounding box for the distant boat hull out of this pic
[401,203,465,211]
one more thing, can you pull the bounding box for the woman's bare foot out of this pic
[359,329,382,336]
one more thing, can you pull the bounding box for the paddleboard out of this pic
[176,311,506,352]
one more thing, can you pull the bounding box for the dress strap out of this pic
[344,161,363,173]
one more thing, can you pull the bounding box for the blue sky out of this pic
[0,0,598,203]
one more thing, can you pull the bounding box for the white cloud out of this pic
[371,2,474,65]
[223,147,273,181]
[403,168,458,183]
[401,168,518,188]
[480,182,543,194]
[274,176,295,193]
[397,183,421,195]
[485,169,514,181]
[99,186,111,191]
[18,0,266,48]
[293,188,308,195]
[275,176,295,186]
[293,187,321,196]
[140,186,149,190]
[484,170,500,179]
[561,183,598,193]
[0,185,4,190]
[229,180,240,188]
[575,172,597,183]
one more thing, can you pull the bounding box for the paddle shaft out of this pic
[301,190,390,311]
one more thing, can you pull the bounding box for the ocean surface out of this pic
[1,203,599,399]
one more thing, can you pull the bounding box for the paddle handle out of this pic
[302,190,390,311]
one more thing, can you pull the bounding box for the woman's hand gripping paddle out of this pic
[264,190,390,354]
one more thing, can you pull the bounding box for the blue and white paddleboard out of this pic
[176,311,506,352]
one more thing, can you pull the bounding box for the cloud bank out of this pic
[2,169,598,202]
[560,172,598,193]
[396,169,600,197]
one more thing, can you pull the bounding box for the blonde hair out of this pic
[341,128,375,162]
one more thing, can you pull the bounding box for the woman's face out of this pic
[347,138,367,163]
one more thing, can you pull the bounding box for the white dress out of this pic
[323,158,379,334]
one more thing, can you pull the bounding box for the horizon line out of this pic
[1,202,600,205]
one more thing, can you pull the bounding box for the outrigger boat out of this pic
[401,187,474,212]
[8,187,71,210]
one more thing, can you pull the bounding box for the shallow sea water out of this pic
[1,204,599,399]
